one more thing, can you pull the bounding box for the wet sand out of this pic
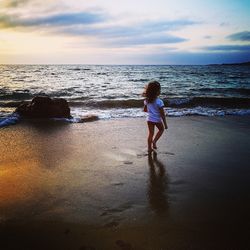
[0,116,250,249]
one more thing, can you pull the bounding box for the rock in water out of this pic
[16,96,71,118]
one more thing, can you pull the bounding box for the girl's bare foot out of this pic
[152,141,157,149]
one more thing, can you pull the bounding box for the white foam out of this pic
[168,98,192,105]
[52,117,83,123]
[165,107,250,117]
[1,107,250,128]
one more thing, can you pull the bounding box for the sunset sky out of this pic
[0,0,249,64]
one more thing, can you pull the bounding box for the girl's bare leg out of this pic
[147,122,155,153]
[152,122,164,149]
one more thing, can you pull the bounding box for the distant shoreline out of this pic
[208,61,250,66]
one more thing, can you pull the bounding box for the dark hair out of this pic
[143,80,161,103]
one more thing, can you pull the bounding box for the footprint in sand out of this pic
[160,151,175,155]
[136,152,149,158]
[123,161,133,165]
[112,182,125,186]
[104,220,120,228]
[116,240,133,250]
[100,203,132,217]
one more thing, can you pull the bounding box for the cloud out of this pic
[117,34,186,46]
[220,22,229,27]
[0,11,106,28]
[137,19,198,33]
[227,31,250,41]
[64,20,196,38]
[0,10,194,46]
[201,45,250,52]
[1,0,31,8]
[61,18,195,46]
[0,11,196,34]
[101,34,187,48]
[25,12,106,26]
[0,14,15,28]
[61,26,188,47]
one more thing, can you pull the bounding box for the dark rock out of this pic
[80,115,99,122]
[16,96,71,118]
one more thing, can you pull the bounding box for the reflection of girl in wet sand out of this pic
[143,81,168,153]
[148,154,169,216]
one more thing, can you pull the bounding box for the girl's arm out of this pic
[143,105,147,112]
[159,107,168,129]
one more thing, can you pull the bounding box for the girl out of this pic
[143,81,168,153]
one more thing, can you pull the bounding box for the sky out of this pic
[0,0,249,64]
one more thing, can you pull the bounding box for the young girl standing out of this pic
[143,81,168,153]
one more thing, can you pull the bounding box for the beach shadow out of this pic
[147,153,169,216]
[22,119,70,135]
[18,119,73,169]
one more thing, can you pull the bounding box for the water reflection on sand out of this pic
[147,153,169,216]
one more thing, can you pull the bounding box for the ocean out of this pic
[0,64,250,123]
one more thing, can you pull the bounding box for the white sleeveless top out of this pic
[144,97,164,123]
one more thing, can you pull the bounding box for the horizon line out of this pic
[1,61,249,66]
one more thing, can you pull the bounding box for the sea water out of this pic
[0,64,250,122]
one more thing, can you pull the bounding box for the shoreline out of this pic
[1,116,250,249]
[1,110,250,129]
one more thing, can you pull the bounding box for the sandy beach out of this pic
[1,116,250,249]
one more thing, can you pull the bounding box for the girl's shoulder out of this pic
[156,97,164,107]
